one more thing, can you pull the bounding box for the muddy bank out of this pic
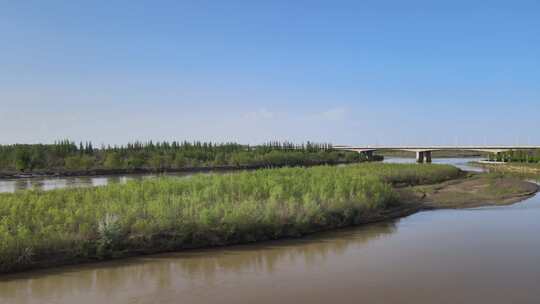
[398,173,539,209]
[473,162,540,175]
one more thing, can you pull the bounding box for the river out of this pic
[0,157,483,193]
[0,172,197,193]
[1,158,539,303]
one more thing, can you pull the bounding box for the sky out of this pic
[1,0,539,146]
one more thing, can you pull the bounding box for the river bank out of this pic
[0,164,537,275]
[400,173,539,209]
[472,161,540,175]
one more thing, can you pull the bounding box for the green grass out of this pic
[0,163,460,273]
[475,162,540,180]
[508,162,540,168]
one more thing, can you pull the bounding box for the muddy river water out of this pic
[1,158,539,304]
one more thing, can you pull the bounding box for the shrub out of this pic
[0,163,460,273]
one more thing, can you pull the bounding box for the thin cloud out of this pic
[243,108,276,120]
[317,107,347,121]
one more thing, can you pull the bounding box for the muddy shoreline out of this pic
[403,173,539,209]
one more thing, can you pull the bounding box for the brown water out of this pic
[0,172,199,193]
[0,157,483,193]
[1,159,540,304]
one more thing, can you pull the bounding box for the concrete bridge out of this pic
[334,145,540,163]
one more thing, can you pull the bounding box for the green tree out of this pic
[14,147,31,171]
[126,154,146,169]
[64,155,94,171]
[29,146,47,169]
[230,152,252,166]
[80,155,96,170]
[104,153,124,169]
[213,152,227,166]
[174,152,187,168]
[64,156,83,170]
[149,154,171,170]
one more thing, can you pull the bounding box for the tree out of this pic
[80,155,96,170]
[29,146,47,169]
[64,156,83,170]
[14,146,31,171]
[127,154,146,169]
[213,152,227,166]
[149,154,171,170]
[174,152,188,168]
[104,153,124,169]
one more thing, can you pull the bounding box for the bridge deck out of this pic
[335,146,540,150]
[335,146,540,152]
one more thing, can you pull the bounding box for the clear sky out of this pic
[1,0,539,146]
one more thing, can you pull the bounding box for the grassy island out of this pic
[0,163,461,273]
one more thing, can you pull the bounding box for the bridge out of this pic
[334,145,540,163]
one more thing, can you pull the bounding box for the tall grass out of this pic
[0,163,460,273]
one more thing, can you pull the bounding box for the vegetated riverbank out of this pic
[472,161,540,175]
[0,163,536,274]
[0,141,368,179]
[486,149,540,163]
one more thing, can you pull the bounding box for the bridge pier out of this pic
[365,150,374,161]
[493,152,505,162]
[495,152,501,162]
[424,151,432,163]
[416,151,425,163]
[415,151,432,163]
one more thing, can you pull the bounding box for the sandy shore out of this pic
[397,173,539,209]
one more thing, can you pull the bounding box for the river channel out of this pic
[1,158,539,304]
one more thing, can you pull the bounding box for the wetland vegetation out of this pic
[475,161,540,175]
[0,163,461,273]
[488,149,540,163]
[474,149,540,175]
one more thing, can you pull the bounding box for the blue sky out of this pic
[1,1,539,145]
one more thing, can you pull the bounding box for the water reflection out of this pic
[0,172,198,193]
[0,222,396,304]
[383,157,486,172]
[0,158,486,194]
[3,194,540,304]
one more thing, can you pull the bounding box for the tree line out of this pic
[0,140,364,172]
